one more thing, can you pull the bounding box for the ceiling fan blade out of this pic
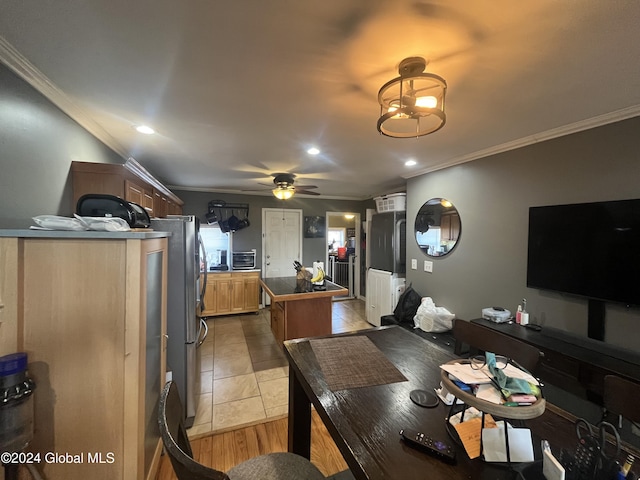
[296,189,321,196]
[294,184,318,189]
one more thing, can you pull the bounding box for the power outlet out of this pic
[411,259,418,270]
[424,260,433,273]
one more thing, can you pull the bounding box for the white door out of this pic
[262,208,303,303]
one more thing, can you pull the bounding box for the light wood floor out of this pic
[156,410,349,479]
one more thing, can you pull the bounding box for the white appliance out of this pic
[150,215,207,427]
[366,268,406,326]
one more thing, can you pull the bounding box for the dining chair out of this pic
[159,381,354,480]
[452,319,542,373]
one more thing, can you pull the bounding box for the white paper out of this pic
[543,449,565,480]
[481,427,534,462]
[475,383,503,404]
[440,363,492,385]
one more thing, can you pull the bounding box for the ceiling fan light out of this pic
[272,187,295,200]
[377,57,447,138]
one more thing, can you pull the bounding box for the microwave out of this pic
[232,251,256,270]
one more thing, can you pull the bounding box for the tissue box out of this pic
[482,307,511,323]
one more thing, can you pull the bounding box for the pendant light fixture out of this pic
[377,57,447,138]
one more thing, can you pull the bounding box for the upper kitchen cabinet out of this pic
[71,159,183,217]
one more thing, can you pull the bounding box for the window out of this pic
[328,228,345,252]
[201,224,232,267]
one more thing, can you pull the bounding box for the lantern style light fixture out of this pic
[377,57,447,138]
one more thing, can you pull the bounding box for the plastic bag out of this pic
[413,297,455,333]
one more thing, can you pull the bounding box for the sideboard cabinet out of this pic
[0,231,169,480]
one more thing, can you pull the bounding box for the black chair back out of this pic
[452,319,542,373]
[159,381,229,480]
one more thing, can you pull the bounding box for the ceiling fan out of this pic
[244,173,320,199]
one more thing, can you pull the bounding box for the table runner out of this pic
[309,335,407,391]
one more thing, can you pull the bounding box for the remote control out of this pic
[399,429,456,464]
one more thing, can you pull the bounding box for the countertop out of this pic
[201,268,261,274]
[260,276,347,302]
[0,229,170,239]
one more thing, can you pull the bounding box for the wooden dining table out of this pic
[283,325,634,480]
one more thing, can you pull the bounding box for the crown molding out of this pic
[0,36,129,160]
[404,105,640,179]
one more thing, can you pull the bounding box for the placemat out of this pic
[309,336,408,391]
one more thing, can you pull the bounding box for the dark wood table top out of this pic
[260,276,347,302]
[284,326,633,480]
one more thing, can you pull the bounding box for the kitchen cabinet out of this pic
[199,271,260,317]
[0,231,169,480]
[440,212,460,241]
[71,160,183,217]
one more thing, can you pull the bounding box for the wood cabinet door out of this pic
[244,276,260,310]
[125,179,144,205]
[200,275,217,316]
[231,276,245,312]
[215,278,232,314]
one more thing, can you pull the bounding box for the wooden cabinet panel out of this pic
[198,271,260,317]
[244,276,260,310]
[71,161,183,218]
[0,235,167,480]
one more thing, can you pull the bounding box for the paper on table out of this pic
[454,414,497,459]
[475,383,503,404]
[502,363,539,386]
[440,362,539,386]
[481,427,535,462]
[440,363,492,385]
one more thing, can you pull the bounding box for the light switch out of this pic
[424,260,433,273]
[411,259,417,270]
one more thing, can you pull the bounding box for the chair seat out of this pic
[227,452,326,480]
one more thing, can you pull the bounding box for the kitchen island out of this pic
[260,277,348,344]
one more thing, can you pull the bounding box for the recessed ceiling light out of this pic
[405,159,417,167]
[135,125,155,135]
[307,147,320,155]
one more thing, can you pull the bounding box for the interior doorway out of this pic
[326,211,361,299]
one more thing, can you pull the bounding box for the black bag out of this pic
[76,194,151,228]
[393,284,422,324]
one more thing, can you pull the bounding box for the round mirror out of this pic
[415,198,461,257]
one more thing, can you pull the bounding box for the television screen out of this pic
[527,199,640,306]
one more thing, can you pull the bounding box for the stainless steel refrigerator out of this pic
[369,211,406,274]
[150,215,207,427]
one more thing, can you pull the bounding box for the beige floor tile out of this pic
[213,353,253,379]
[187,421,213,439]
[200,341,214,357]
[214,341,249,360]
[258,377,289,410]
[212,396,266,431]
[255,366,288,382]
[265,404,288,419]
[192,392,213,426]
[213,373,260,404]
[200,370,213,394]
[214,330,246,347]
[213,316,242,327]
[200,353,214,372]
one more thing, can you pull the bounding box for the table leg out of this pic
[288,368,312,458]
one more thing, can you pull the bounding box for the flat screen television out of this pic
[527,198,640,307]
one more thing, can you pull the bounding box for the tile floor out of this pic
[188,298,371,438]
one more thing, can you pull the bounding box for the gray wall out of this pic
[173,190,373,271]
[406,116,640,350]
[0,63,124,228]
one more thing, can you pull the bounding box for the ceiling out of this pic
[2,1,640,200]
